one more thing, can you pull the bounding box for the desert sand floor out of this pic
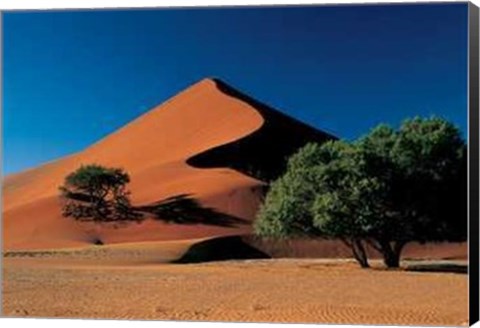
[2,245,468,326]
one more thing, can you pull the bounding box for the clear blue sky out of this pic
[3,3,468,175]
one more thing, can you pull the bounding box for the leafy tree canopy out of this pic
[254,117,467,268]
[59,164,139,222]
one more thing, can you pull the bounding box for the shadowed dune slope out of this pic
[3,78,334,250]
[188,79,336,181]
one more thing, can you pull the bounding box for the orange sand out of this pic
[2,248,468,326]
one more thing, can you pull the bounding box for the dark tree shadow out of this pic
[133,194,248,227]
[405,263,467,274]
[172,235,270,264]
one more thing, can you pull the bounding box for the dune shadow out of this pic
[186,79,337,182]
[134,194,248,227]
[405,262,468,274]
[172,235,270,264]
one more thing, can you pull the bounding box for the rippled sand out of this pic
[2,251,468,326]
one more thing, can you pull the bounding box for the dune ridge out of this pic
[187,79,336,181]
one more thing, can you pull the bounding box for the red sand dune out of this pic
[3,78,332,250]
[2,78,467,261]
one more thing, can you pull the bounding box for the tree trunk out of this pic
[352,239,370,268]
[340,238,370,268]
[378,240,406,268]
[383,250,400,268]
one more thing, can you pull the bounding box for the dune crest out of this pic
[3,78,333,250]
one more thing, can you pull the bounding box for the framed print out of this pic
[2,1,479,326]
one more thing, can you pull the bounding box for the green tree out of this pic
[254,117,466,268]
[59,164,139,222]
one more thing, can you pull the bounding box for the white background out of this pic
[0,0,479,328]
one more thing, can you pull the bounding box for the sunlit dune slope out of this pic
[3,78,333,250]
